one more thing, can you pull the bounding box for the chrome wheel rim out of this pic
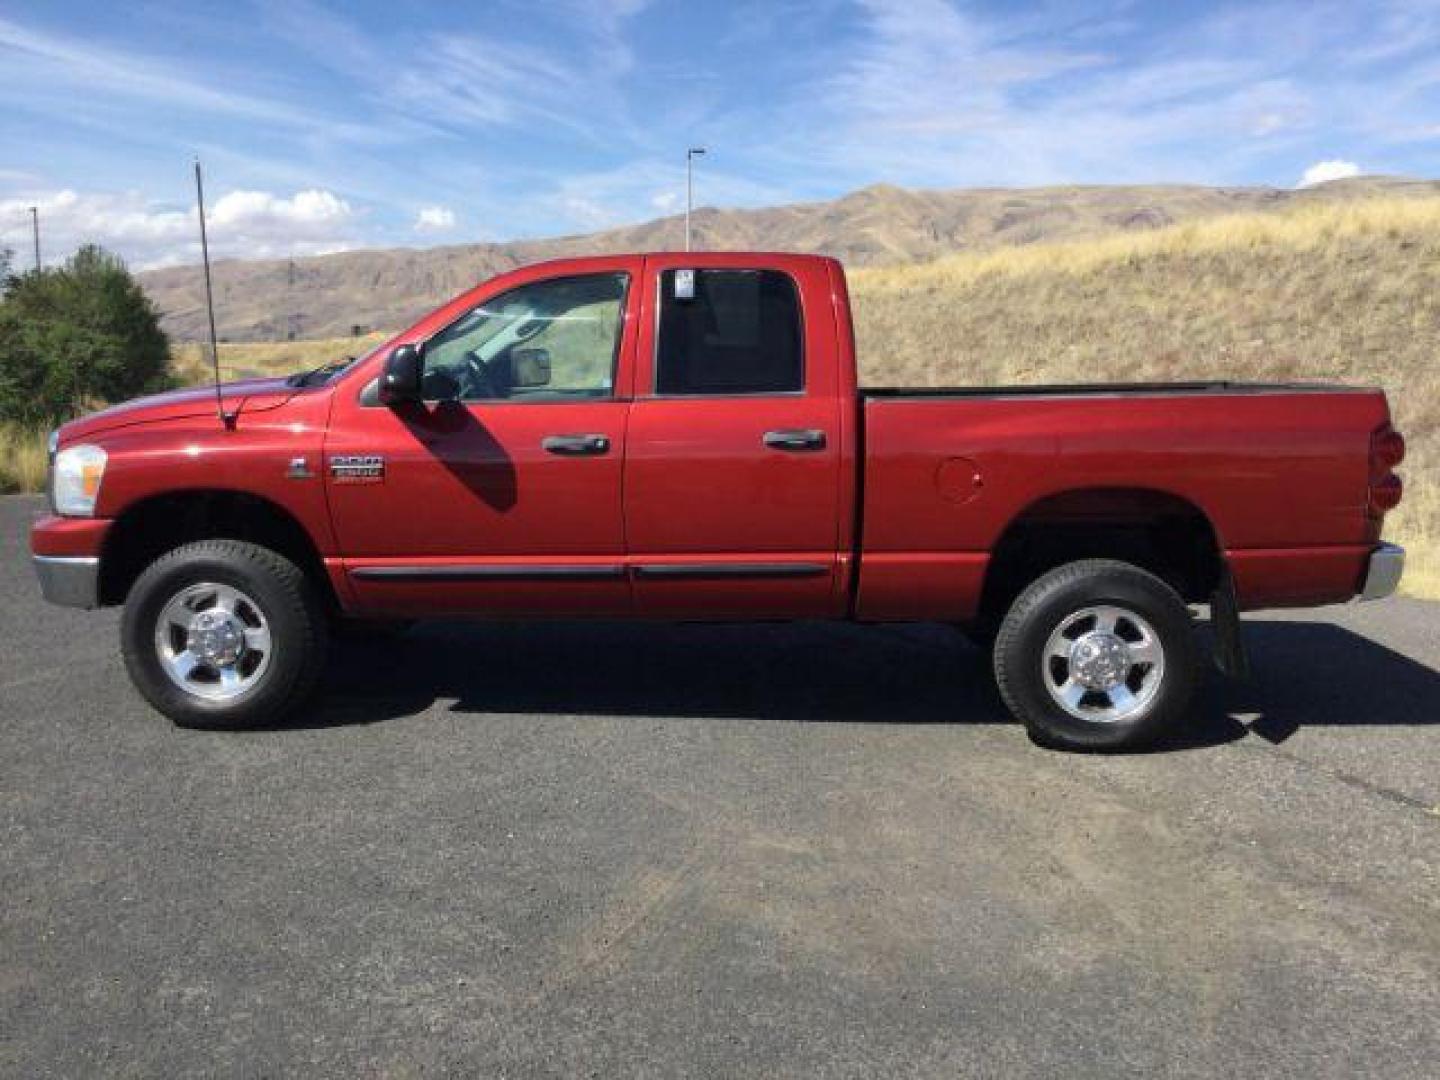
[154,582,273,701]
[1042,604,1164,723]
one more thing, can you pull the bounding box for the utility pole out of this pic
[685,147,706,252]
[287,260,299,341]
[29,206,40,270]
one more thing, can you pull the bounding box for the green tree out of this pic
[0,244,172,424]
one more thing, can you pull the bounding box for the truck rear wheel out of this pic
[121,539,329,729]
[993,559,1199,750]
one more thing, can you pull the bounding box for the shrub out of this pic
[0,244,173,425]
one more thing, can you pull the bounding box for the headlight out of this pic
[52,444,107,517]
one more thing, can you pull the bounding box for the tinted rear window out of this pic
[655,269,803,395]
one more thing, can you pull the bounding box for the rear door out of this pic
[624,255,848,617]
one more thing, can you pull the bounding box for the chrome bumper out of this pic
[1358,543,1405,602]
[32,555,101,609]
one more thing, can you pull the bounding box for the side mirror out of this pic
[379,344,423,405]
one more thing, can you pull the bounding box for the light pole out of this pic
[30,206,40,270]
[685,147,706,251]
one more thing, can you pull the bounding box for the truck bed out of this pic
[861,381,1374,399]
[854,383,1393,620]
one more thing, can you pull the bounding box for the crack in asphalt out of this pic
[1235,726,1440,817]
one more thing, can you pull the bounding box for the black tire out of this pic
[993,559,1199,751]
[121,539,330,729]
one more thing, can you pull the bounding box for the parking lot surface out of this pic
[3,495,1438,1077]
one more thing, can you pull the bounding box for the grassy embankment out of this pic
[848,196,1440,598]
[2,198,1434,596]
[0,424,48,493]
[168,333,388,385]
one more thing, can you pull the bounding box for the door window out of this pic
[654,269,803,395]
[424,273,628,401]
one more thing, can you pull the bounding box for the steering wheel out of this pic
[460,349,502,399]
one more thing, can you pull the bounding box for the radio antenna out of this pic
[193,158,233,428]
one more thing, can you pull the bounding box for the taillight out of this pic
[1368,423,1405,517]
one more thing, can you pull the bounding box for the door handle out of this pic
[763,429,827,452]
[542,433,611,456]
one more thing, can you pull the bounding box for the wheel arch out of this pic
[979,486,1224,624]
[99,489,337,611]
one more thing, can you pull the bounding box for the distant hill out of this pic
[138,176,1440,342]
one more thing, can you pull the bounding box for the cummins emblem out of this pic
[329,454,385,483]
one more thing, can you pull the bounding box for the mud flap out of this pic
[1210,569,1251,680]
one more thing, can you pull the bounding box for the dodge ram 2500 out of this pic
[31,253,1406,749]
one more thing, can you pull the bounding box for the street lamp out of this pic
[685,147,706,252]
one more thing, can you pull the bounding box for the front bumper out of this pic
[33,555,101,609]
[1358,543,1405,602]
[31,513,111,608]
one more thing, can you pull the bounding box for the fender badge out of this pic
[330,454,385,483]
[286,456,315,480]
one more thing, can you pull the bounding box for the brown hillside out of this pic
[139,176,1440,342]
[849,196,1440,595]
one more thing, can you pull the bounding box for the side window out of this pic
[423,273,628,401]
[655,269,803,395]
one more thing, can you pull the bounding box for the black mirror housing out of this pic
[379,343,423,405]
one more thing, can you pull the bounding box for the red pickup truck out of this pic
[31,252,1406,749]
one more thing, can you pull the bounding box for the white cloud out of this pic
[650,191,679,213]
[1297,159,1363,187]
[0,187,359,269]
[1250,112,1288,136]
[413,205,456,233]
[210,188,353,232]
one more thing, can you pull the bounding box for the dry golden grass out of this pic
[850,196,1440,598]
[0,423,50,494]
[170,333,388,384]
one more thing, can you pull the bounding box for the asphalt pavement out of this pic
[3,494,1438,1077]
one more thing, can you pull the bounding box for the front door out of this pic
[624,258,847,618]
[325,265,639,616]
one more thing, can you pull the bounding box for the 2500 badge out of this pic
[329,455,385,483]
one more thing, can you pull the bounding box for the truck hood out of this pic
[58,377,301,443]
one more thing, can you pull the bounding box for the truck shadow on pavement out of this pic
[305,617,1440,751]
[1219,619,1440,745]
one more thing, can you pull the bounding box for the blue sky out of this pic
[1,0,1438,268]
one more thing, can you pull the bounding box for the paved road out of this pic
[3,494,1438,1077]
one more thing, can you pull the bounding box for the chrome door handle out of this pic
[763,429,827,452]
[542,433,611,456]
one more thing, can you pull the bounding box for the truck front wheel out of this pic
[120,539,330,729]
[993,559,1199,751]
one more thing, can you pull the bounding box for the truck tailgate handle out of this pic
[542,434,611,456]
[763,428,827,452]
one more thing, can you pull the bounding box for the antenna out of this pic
[193,159,233,428]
